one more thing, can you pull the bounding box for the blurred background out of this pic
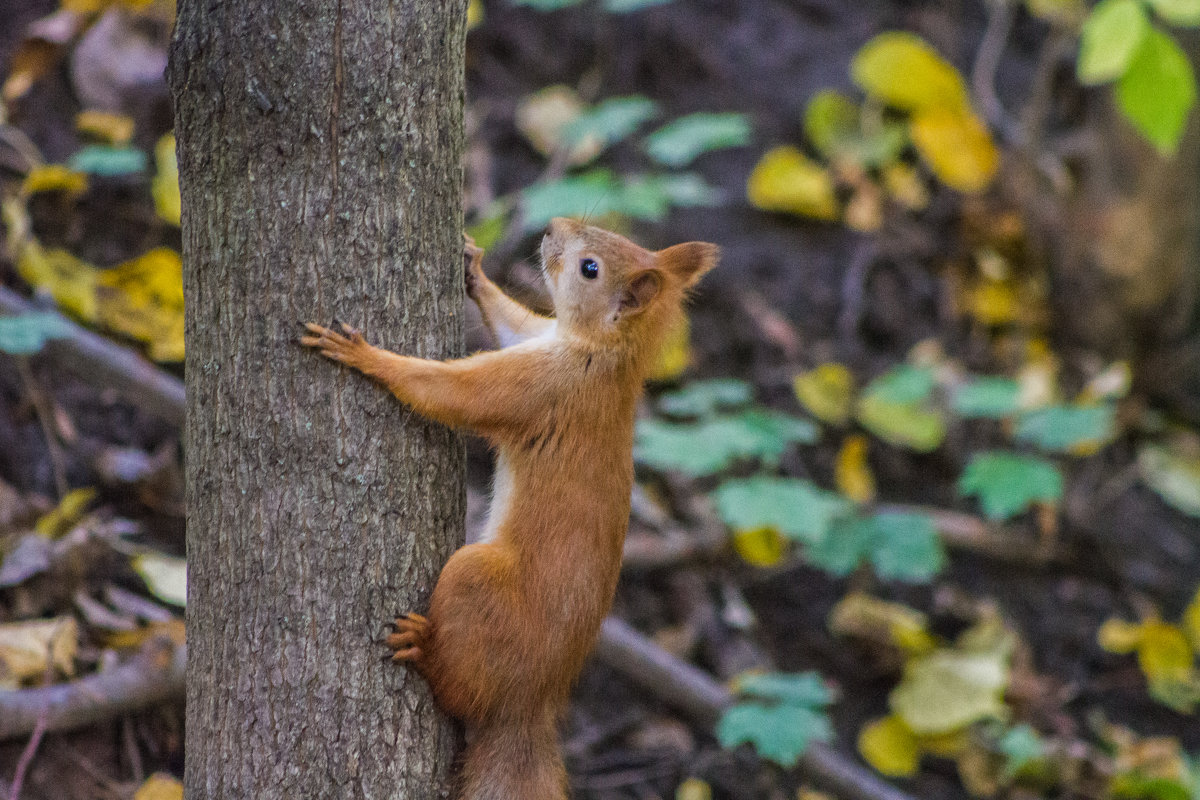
[1,0,1199,798]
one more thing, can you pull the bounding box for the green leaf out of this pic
[1138,443,1200,517]
[734,671,834,706]
[521,170,721,232]
[0,312,71,356]
[958,451,1064,520]
[805,512,945,582]
[635,411,818,477]
[997,724,1047,779]
[1145,0,1200,26]
[717,703,832,767]
[863,365,935,405]
[1014,403,1116,453]
[869,511,945,582]
[563,96,658,150]
[603,0,674,10]
[68,145,147,176]
[644,113,752,167]
[712,477,853,544]
[658,378,753,417]
[1077,0,1150,85]
[951,377,1022,419]
[635,172,724,208]
[804,90,908,167]
[717,670,834,767]
[805,90,859,158]
[1116,27,1197,154]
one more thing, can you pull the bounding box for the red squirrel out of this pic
[301,217,718,799]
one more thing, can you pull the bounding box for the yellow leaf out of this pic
[97,247,185,362]
[835,434,876,504]
[851,32,970,114]
[732,527,786,567]
[918,728,969,758]
[890,623,1013,735]
[515,85,600,166]
[965,279,1019,326]
[793,363,853,425]
[151,134,181,226]
[828,592,936,656]
[646,314,690,382]
[910,108,999,194]
[0,617,77,688]
[746,146,839,221]
[21,164,88,197]
[858,715,921,778]
[132,774,184,800]
[467,0,484,29]
[17,240,100,322]
[1184,586,1200,653]
[675,777,712,800]
[1136,620,1194,685]
[35,487,98,538]
[101,619,186,650]
[75,109,135,144]
[1098,618,1144,654]
[881,162,929,211]
[132,552,187,607]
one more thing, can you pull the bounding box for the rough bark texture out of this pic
[169,1,466,797]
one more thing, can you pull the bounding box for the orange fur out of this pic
[301,218,718,799]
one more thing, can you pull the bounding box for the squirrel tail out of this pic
[457,709,566,800]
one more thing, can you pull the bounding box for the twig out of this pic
[6,705,49,800]
[838,239,878,340]
[0,639,185,741]
[971,0,1020,145]
[0,288,184,426]
[15,357,68,498]
[593,617,918,800]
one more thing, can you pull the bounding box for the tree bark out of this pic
[168,2,466,797]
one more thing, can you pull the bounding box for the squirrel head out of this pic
[540,217,719,362]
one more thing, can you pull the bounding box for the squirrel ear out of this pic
[618,270,662,317]
[656,242,720,287]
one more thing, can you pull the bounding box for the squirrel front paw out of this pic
[463,235,486,301]
[300,320,370,368]
[386,613,430,663]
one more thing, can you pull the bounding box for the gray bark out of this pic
[168,1,467,797]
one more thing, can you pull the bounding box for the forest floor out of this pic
[1,1,1198,799]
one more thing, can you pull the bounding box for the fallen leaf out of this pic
[151,133,180,225]
[2,10,86,103]
[858,715,921,777]
[658,378,753,417]
[835,434,876,504]
[793,363,854,425]
[1077,0,1149,84]
[851,32,970,114]
[0,311,72,356]
[732,527,787,567]
[674,778,711,800]
[646,314,691,382]
[1138,443,1200,518]
[132,774,183,800]
[829,592,936,655]
[746,146,839,221]
[20,164,89,197]
[957,451,1063,521]
[712,477,851,545]
[97,247,185,361]
[16,240,101,322]
[132,551,187,607]
[910,107,999,194]
[890,621,1013,735]
[0,616,77,688]
[35,487,98,538]
[75,109,135,144]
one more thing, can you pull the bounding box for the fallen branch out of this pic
[0,287,185,426]
[594,617,917,800]
[0,639,185,741]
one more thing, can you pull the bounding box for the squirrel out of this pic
[301,217,718,799]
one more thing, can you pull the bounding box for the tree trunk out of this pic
[168,2,466,797]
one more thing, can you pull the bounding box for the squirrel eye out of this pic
[580,258,599,280]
